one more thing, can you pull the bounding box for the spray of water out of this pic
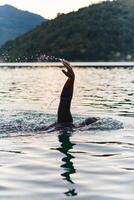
[0,49,64,62]
[38,54,63,62]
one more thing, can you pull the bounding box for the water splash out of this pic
[0,49,63,62]
[80,117,124,131]
[0,109,124,138]
[37,54,63,62]
[0,110,55,137]
[0,52,10,62]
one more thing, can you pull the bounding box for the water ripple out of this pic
[0,67,133,199]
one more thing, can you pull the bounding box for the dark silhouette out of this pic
[42,59,97,132]
[57,130,77,197]
[57,60,97,128]
[57,60,75,124]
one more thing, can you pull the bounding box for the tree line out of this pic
[1,0,134,62]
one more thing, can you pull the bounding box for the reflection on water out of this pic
[57,130,77,197]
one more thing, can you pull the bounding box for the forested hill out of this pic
[0,5,46,46]
[1,0,134,62]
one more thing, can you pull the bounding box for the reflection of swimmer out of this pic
[58,131,75,184]
[45,59,98,131]
[57,131,77,197]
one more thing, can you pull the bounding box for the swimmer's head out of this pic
[84,117,97,125]
[79,117,97,128]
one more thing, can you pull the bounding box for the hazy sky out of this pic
[0,0,106,19]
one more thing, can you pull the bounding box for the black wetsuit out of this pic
[57,78,74,124]
[43,75,97,132]
[57,77,98,127]
[41,78,74,132]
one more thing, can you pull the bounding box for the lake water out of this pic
[0,66,134,200]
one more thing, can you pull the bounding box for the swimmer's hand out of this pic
[61,60,75,80]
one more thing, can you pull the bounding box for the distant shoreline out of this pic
[0,62,134,67]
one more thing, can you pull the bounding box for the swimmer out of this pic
[57,59,98,128]
[44,59,98,132]
[57,59,75,125]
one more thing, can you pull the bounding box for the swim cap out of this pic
[85,117,97,125]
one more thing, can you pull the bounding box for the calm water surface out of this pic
[0,66,134,200]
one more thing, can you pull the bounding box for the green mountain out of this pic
[1,0,134,62]
[0,4,46,46]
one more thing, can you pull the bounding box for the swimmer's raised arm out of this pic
[57,60,75,124]
[61,60,75,81]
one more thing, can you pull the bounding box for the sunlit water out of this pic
[0,66,134,200]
